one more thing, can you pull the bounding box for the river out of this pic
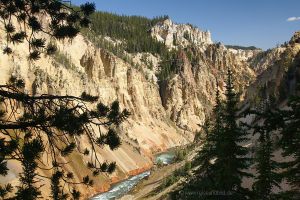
[91,152,175,200]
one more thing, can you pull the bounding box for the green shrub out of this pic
[174,148,188,162]
[184,162,192,171]
[157,159,164,168]
[53,51,76,71]
[82,11,169,54]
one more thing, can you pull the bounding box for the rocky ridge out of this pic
[151,19,212,49]
[149,19,259,130]
[245,31,300,105]
[0,16,296,198]
[0,31,187,198]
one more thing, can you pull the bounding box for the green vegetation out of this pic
[83,11,169,54]
[0,1,130,200]
[243,83,300,199]
[173,57,300,199]
[185,46,201,66]
[82,33,136,66]
[153,162,192,194]
[156,159,164,168]
[271,85,300,198]
[53,51,77,71]
[81,11,185,81]
[248,109,281,199]
[52,50,86,78]
[163,174,179,188]
[193,130,201,143]
[225,45,261,50]
[0,0,94,60]
[157,49,182,81]
[184,161,192,171]
[174,148,189,162]
[173,69,252,199]
[81,10,211,83]
[183,31,190,41]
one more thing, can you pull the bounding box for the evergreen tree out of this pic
[252,130,281,199]
[173,71,252,199]
[15,138,44,200]
[50,170,70,200]
[243,85,300,199]
[191,70,251,199]
[0,0,96,59]
[172,83,224,199]
[211,69,252,199]
[84,11,168,54]
[277,85,300,199]
[194,84,223,185]
[246,105,282,199]
[0,1,130,199]
[191,85,224,199]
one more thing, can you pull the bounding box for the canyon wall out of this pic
[0,18,287,198]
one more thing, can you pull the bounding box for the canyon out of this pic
[0,13,299,199]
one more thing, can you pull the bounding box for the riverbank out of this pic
[90,148,180,200]
[120,144,200,200]
[91,171,151,200]
[121,158,184,200]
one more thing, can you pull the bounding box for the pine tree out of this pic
[247,105,282,200]
[192,85,224,199]
[0,1,131,199]
[15,137,44,200]
[252,131,281,199]
[277,85,300,199]
[0,0,96,59]
[244,85,300,199]
[195,84,223,185]
[173,72,252,199]
[50,170,70,200]
[212,69,252,199]
[172,84,224,200]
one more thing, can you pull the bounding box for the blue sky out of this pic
[72,0,300,50]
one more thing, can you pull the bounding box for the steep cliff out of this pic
[0,14,285,198]
[151,19,212,49]
[151,19,258,130]
[245,31,300,105]
[0,30,187,198]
